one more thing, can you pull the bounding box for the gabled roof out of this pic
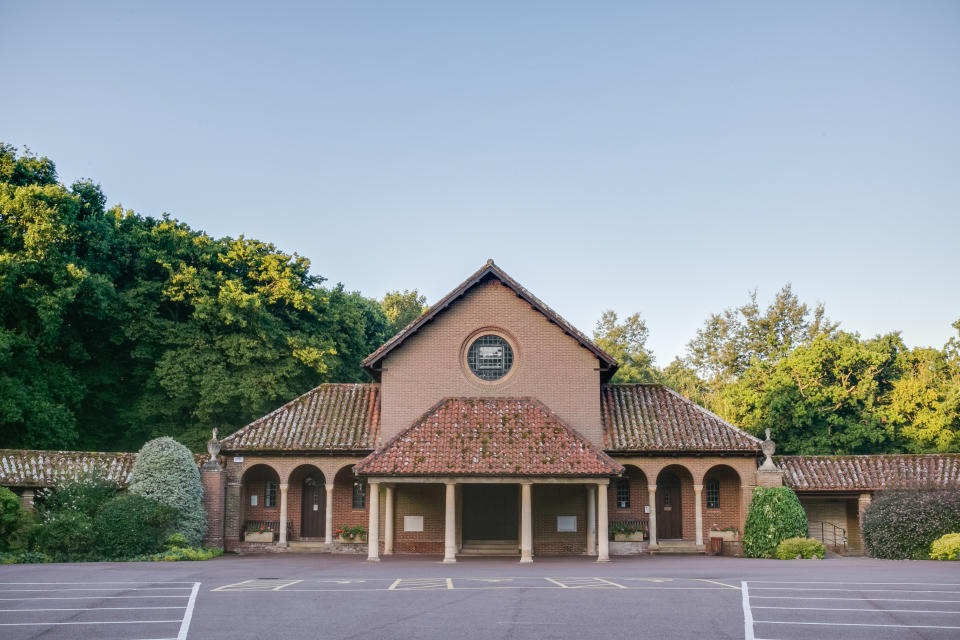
[362,260,618,380]
[778,454,960,492]
[220,383,379,452]
[0,450,209,488]
[601,384,762,453]
[354,397,623,477]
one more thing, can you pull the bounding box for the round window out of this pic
[466,334,514,381]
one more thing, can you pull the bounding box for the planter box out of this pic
[245,531,274,543]
[614,532,646,542]
[336,536,367,544]
[609,541,648,555]
[709,531,738,542]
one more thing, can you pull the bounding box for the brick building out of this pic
[212,260,786,561]
[5,261,958,560]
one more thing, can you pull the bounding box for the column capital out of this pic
[693,484,703,492]
[280,483,289,490]
[648,484,657,492]
[519,480,534,486]
[325,483,334,493]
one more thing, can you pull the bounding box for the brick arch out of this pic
[609,464,650,523]
[332,463,368,533]
[239,464,282,536]
[655,464,696,540]
[701,464,742,542]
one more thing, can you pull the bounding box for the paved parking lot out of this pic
[742,579,960,639]
[0,581,199,640]
[1,555,959,639]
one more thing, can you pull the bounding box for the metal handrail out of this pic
[809,520,847,551]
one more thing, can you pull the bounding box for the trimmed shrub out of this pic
[0,487,33,551]
[35,510,95,560]
[0,551,50,564]
[92,494,176,559]
[743,486,808,558]
[863,489,960,560]
[133,546,223,562]
[129,437,206,546]
[930,533,960,561]
[774,537,825,559]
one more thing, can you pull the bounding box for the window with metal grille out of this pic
[706,479,720,509]
[352,480,366,509]
[264,480,278,508]
[466,335,514,381]
[616,478,630,509]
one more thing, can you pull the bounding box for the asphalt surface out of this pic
[1,554,958,640]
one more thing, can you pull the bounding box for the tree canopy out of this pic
[0,144,395,451]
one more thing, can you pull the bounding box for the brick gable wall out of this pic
[380,280,602,445]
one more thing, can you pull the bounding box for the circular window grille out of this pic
[466,335,514,381]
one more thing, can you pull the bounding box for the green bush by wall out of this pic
[92,494,176,559]
[742,486,808,558]
[863,489,960,560]
[774,537,825,559]
[930,533,960,561]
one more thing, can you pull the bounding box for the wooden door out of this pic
[656,473,682,539]
[301,474,325,538]
[462,484,519,540]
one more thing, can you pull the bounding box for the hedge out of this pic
[0,487,32,552]
[742,486,808,558]
[862,489,960,560]
[129,437,206,546]
[92,494,177,559]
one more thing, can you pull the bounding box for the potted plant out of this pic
[334,524,367,543]
[243,524,274,543]
[708,524,739,541]
[610,521,647,542]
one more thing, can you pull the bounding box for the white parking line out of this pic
[753,606,960,614]
[0,620,183,626]
[754,620,960,629]
[0,606,187,612]
[177,582,200,640]
[750,596,960,603]
[0,595,191,600]
[741,581,754,640]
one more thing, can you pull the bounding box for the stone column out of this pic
[324,483,334,544]
[201,454,226,548]
[586,484,597,556]
[20,489,35,511]
[520,482,533,563]
[367,482,380,561]
[858,493,872,553]
[597,482,610,562]
[693,484,704,548]
[278,483,289,547]
[647,484,658,549]
[444,482,457,563]
[384,485,395,555]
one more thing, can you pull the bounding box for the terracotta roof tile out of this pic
[354,397,623,477]
[363,261,618,380]
[220,383,379,452]
[601,384,762,453]
[0,450,209,488]
[778,454,960,491]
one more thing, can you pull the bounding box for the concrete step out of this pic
[287,541,330,553]
[460,540,519,556]
[652,540,704,555]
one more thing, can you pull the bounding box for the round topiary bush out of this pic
[742,486,808,558]
[129,437,206,546]
[93,494,176,559]
[863,489,960,560]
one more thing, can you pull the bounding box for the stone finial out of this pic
[759,428,777,471]
[204,429,222,470]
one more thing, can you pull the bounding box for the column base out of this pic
[648,543,660,551]
[442,557,457,563]
[519,556,533,564]
[596,557,610,563]
[367,557,380,562]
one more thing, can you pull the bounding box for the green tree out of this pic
[593,310,658,383]
[380,289,427,335]
[721,331,904,454]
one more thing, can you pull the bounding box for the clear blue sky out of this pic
[3,1,958,364]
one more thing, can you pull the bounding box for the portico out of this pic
[362,476,613,563]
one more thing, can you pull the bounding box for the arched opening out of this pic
[702,464,742,543]
[609,465,649,537]
[656,465,694,540]
[289,465,325,539]
[333,465,368,532]
[240,464,281,541]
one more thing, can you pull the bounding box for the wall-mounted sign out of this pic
[233,456,244,463]
[250,495,257,506]
[404,515,424,532]
[557,515,577,532]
